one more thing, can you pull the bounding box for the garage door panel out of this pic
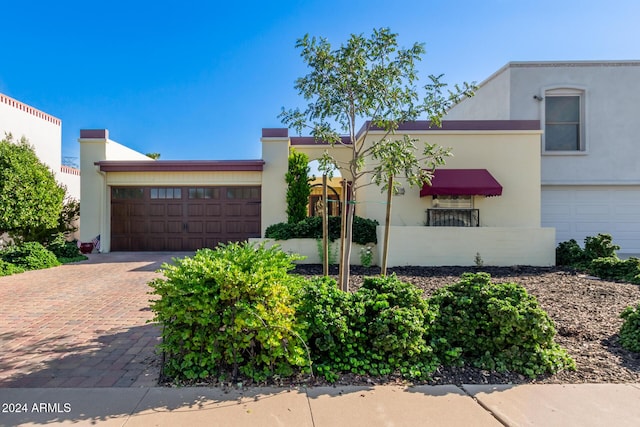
[166,204,183,216]
[206,205,222,216]
[543,187,640,254]
[575,205,611,215]
[130,204,147,217]
[185,237,204,250]
[225,204,243,216]
[187,204,204,217]
[131,220,146,233]
[188,222,204,233]
[111,186,260,251]
[150,220,166,233]
[166,221,183,233]
[149,204,165,216]
[206,222,222,233]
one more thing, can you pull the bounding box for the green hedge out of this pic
[299,275,438,381]
[0,242,60,271]
[150,245,574,383]
[429,272,575,377]
[556,234,640,284]
[620,302,640,353]
[0,259,25,276]
[265,215,379,245]
[149,242,309,382]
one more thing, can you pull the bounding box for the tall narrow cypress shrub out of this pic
[285,149,311,224]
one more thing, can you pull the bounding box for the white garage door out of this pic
[542,186,640,256]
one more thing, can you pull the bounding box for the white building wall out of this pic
[446,61,640,255]
[0,93,80,199]
[448,61,640,185]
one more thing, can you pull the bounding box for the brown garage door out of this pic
[110,186,261,251]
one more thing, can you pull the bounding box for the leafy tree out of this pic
[145,152,161,159]
[285,149,311,223]
[371,136,450,274]
[20,196,80,244]
[280,28,475,290]
[0,134,65,239]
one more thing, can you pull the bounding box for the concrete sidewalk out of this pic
[2,383,640,426]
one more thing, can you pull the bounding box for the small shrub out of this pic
[360,246,373,267]
[299,274,438,381]
[556,239,586,267]
[430,272,575,378]
[316,239,338,265]
[265,215,379,245]
[0,259,24,276]
[589,257,640,284]
[352,216,379,245]
[0,242,60,271]
[149,242,309,383]
[46,233,82,259]
[583,233,619,261]
[619,302,640,353]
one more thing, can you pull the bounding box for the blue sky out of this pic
[2,0,639,163]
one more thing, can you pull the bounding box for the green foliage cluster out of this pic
[265,215,379,245]
[0,259,24,276]
[285,150,311,224]
[0,135,65,238]
[45,233,86,263]
[555,239,586,267]
[0,242,60,271]
[589,257,640,284]
[299,275,438,381]
[619,302,640,353]
[152,246,574,383]
[429,273,575,378]
[149,242,309,382]
[19,198,80,245]
[556,234,640,284]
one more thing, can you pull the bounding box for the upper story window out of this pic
[543,88,585,152]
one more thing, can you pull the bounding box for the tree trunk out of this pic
[338,179,347,290]
[381,176,393,276]
[340,184,354,292]
[322,174,329,276]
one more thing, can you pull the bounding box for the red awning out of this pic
[420,169,503,197]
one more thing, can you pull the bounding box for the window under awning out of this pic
[419,169,503,197]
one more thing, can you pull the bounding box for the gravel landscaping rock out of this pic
[293,265,640,385]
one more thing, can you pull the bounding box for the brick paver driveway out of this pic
[0,252,190,387]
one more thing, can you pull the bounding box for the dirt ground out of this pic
[293,265,640,385]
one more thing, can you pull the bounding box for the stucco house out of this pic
[79,121,555,266]
[446,61,640,257]
[0,93,80,200]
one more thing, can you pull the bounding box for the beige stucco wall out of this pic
[379,226,555,266]
[79,133,152,250]
[356,130,542,227]
[249,238,377,266]
[260,126,553,266]
[283,129,543,229]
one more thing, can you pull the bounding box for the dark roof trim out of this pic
[80,129,109,139]
[262,128,289,138]
[95,160,265,172]
[290,136,353,146]
[365,120,540,133]
[267,120,540,145]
